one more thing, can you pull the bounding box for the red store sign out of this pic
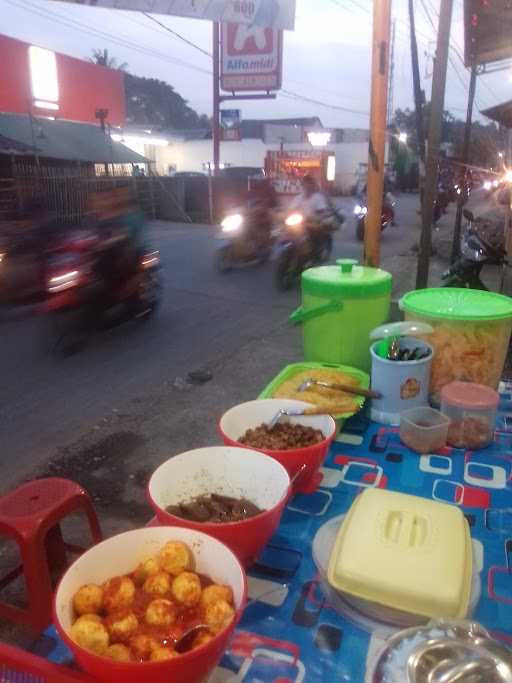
[221,22,283,92]
[0,33,125,126]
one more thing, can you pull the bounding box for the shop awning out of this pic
[481,100,512,129]
[0,113,147,164]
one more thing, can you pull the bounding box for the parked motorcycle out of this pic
[216,209,275,273]
[354,193,395,241]
[41,228,161,353]
[275,212,333,291]
[442,209,506,289]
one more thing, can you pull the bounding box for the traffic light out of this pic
[464,0,512,66]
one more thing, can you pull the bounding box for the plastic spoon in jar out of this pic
[370,321,434,359]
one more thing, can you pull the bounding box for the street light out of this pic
[398,131,408,144]
[307,131,332,147]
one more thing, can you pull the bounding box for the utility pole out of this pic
[364,0,392,268]
[408,0,426,175]
[387,19,396,128]
[450,66,477,263]
[415,0,454,289]
[212,22,221,177]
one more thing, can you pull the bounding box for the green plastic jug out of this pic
[290,259,392,372]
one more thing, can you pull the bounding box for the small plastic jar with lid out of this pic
[441,381,499,450]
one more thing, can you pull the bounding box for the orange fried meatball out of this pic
[75,614,102,624]
[145,598,178,627]
[150,647,179,662]
[171,572,201,607]
[159,541,193,576]
[103,576,135,612]
[105,644,132,662]
[133,556,160,586]
[105,609,139,642]
[73,584,104,616]
[200,584,234,610]
[203,599,235,635]
[71,616,110,655]
[129,634,160,660]
[143,571,171,597]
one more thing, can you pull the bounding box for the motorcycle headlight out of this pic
[354,205,368,216]
[483,180,492,191]
[285,213,304,228]
[221,214,243,233]
[141,251,160,269]
[48,270,80,293]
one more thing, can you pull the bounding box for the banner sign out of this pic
[221,22,283,92]
[47,0,296,30]
[220,108,242,140]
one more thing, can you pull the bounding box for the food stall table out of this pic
[29,381,512,681]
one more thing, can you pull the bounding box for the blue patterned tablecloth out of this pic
[36,383,512,682]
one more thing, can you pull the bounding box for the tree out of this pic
[87,50,209,129]
[124,73,209,129]
[391,106,505,168]
[90,48,128,71]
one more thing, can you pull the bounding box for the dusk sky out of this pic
[0,0,507,128]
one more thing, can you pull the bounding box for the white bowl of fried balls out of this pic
[54,527,247,683]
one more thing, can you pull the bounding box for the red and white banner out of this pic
[221,22,283,92]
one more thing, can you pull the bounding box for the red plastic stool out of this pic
[0,642,96,681]
[0,478,102,632]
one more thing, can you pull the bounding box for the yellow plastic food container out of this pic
[327,489,472,620]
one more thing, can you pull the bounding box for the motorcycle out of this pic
[216,209,274,273]
[41,228,161,353]
[354,193,395,241]
[442,209,506,289]
[275,212,333,291]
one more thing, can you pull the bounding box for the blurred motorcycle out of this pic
[216,209,275,273]
[275,212,333,291]
[442,209,506,289]
[354,192,395,241]
[41,228,161,353]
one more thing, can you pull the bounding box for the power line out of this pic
[5,0,212,76]
[281,88,369,117]
[141,12,212,58]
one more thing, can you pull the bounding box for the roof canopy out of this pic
[481,100,512,129]
[0,113,146,163]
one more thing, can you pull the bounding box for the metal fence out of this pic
[5,161,191,224]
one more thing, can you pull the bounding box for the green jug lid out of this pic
[400,287,512,321]
[301,259,392,298]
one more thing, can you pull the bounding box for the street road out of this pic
[0,194,420,529]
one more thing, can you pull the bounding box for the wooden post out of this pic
[212,23,221,178]
[408,0,426,180]
[451,66,477,263]
[364,0,392,268]
[416,0,454,289]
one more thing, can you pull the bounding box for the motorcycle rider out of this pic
[289,175,335,257]
[246,178,278,250]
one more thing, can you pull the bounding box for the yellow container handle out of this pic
[290,300,344,325]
